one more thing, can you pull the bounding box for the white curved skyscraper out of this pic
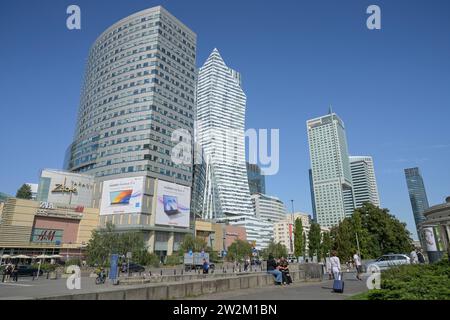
[195,49,272,249]
[196,49,254,218]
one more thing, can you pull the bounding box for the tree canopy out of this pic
[261,241,288,260]
[16,184,32,199]
[308,222,322,260]
[294,217,304,258]
[227,239,253,261]
[331,203,413,261]
[85,222,157,267]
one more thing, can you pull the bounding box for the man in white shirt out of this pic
[353,252,362,281]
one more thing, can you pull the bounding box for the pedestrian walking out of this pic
[416,248,426,264]
[202,259,209,274]
[12,265,18,282]
[330,251,341,281]
[353,252,363,281]
[410,249,418,264]
[4,264,12,282]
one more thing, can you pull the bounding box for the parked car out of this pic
[121,262,145,273]
[366,254,411,272]
[15,265,44,277]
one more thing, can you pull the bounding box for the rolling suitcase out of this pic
[333,273,344,293]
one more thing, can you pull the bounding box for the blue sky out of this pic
[1,0,449,239]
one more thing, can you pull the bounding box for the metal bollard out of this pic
[149,271,152,276]
[160,270,163,276]
[181,269,183,275]
[174,269,176,275]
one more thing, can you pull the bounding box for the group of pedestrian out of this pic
[410,247,426,264]
[266,254,293,285]
[326,251,363,281]
[1,264,19,282]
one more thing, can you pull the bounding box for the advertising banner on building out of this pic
[422,226,438,252]
[100,177,144,215]
[155,180,190,228]
[31,228,63,244]
[39,169,94,207]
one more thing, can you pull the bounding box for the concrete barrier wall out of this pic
[38,265,323,301]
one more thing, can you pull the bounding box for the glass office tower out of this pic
[405,167,429,237]
[65,6,196,187]
[63,6,197,258]
[307,111,355,227]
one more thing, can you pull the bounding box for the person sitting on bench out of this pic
[266,254,282,285]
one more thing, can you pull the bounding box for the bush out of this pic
[64,258,81,267]
[164,255,182,266]
[137,252,160,268]
[363,259,450,300]
[32,263,57,273]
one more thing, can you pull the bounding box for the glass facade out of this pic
[246,162,266,195]
[64,6,197,187]
[405,167,429,233]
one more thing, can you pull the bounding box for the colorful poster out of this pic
[155,180,190,228]
[99,177,144,215]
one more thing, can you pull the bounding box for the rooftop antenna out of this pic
[328,105,333,115]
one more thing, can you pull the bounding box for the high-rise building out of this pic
[64,6,196,187]
[196,49,253,218]
[195,49,272,249]
[246,162,266,195]
[63,6,198,259]
[307,110,355,227]
[405,167,429,239]
[251,193,286,223]
[308,169,317,221]
[349,156,380,208]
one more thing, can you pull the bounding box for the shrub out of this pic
[164,255,182,266]
[64,258,81,267]
[32,263,57,273]
[364,260,450,300]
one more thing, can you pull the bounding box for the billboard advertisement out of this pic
[100,177,144,215]
[422,227,437,252]
[155,180,190,228]
[39,169,94,207]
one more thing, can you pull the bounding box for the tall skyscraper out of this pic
[307,110,355,227]
[349,156,380,208]
[63,6,198,258]
[246,162,266,195]
[405,167,429,237]
[64,6,196,187]
[196,48,253,217]
[195,49,272,249]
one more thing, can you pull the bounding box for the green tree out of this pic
[16,184,32,199]
[261,241,288,260]
[332,203,414,261]
[293,217,304,258]
[85,222,152,266]
[178,234,208,254]
[227,239,252,262]
[308,222,322,260]
[333,217,357,262]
